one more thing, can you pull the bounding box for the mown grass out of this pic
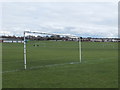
[2,41,118,88]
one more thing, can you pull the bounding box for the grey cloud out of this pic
[1,2,118,37]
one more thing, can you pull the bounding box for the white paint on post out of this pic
[79,37,82,63]
[24,31,27,70]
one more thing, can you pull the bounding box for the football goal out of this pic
[23,31,81,70]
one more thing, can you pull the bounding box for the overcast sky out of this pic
[1,2,118,38]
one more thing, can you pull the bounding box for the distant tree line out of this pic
[1,35,119,42]
[1,35,77,41]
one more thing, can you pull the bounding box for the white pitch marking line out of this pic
[2,62,80,73]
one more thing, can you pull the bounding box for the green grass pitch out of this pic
[2,41,118,88]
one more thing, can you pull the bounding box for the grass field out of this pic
[2,41,118,88]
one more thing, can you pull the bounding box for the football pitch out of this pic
[2,41,118,88]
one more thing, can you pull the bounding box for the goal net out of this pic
[24,31,81,70]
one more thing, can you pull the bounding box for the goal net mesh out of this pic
[25,33,80,69]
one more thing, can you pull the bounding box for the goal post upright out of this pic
[24,31,27,70]
[79,37,82,63]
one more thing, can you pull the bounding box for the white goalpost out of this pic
[23,31,81,70]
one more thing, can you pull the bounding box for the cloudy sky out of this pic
[1,2,118,38]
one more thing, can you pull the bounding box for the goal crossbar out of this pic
[24,31,78,38]
[23,31,82,70]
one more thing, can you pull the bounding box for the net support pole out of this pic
[78,37,82,63]
[24,31,27,70]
